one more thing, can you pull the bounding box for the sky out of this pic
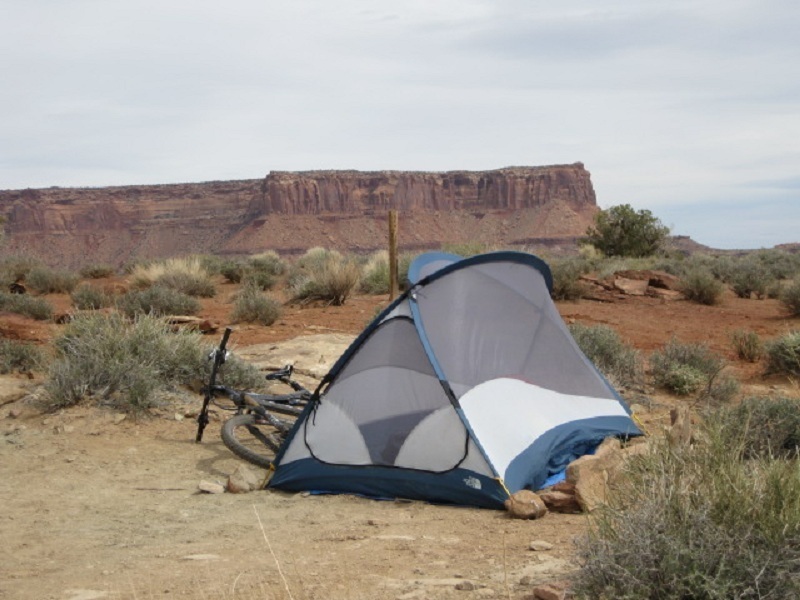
[1,1,799,249]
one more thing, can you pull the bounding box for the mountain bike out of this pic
[195,327,312,469]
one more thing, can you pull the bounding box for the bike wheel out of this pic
[221,414,284,469]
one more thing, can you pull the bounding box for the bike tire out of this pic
[221,414,284,470]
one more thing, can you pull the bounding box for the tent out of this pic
[269,251,641,508]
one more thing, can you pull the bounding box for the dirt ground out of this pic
[1,281,799,600]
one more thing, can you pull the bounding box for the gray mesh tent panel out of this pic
[269,251,641,508]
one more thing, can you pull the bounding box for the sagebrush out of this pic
[569,323,643,390]
[44,313,262,413]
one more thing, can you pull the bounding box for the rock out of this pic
[226,464,262,493]
[538,489,582,514]
[454,581,477,591]
[0,164,597,268]
[529,540,554,552]
[532,582,568,600]
[566,437,624,512]
[613,277,649,296]
[112,414,126,425]
[165,316,218,334]
[236,334,355,381]
[505,490,548,520]
[198,480,225,494]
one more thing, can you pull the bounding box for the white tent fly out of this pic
[269,251,641,508]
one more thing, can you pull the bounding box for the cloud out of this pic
[0,0,797,247]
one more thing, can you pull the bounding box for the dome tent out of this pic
[269,251,641,508]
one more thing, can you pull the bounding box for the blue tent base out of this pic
[269,459,510,510]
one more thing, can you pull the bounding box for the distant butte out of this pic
[0,163,599,268]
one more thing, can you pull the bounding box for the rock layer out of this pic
[0,163,598,267]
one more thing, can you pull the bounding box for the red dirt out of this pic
[1,279,798,600]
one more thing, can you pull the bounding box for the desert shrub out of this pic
[117,286,200,317]
[730,259,773,299]
[765,331,800,377]
[752,249,800,280]
[650,339,738,403]
[231,285,282,325]
[0,292,53,320]
[549,258,590,301]
[71,283,113,310]
[730,329,764,362]
[398,253,414,289]
[781,280,800,317]
[360,251,390,294]
[680,268,724,305]
[44,313,208,413]
[25,266,80,294]
[569,323,643,390]
[0,254,42,285]
[440,241,490,257]
[241,268,276,291]
[0,339,43,373]
[573,423,800,599]
[219,260,245,284]
[716,396,800,459]
[155,270,216,297]
[289,249,361,306]
[129,257,214,297]
[249,251,286,278]
[195,254,226,276]
[79,264,115,279]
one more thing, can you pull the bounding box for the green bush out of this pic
[360,251,390,295]
[716,396,800,459]
[781,280,800,317]
[219,260,245,284]
[117,286,200,317]
[71,283,113,310]
[241,269,276,291]
[650,339,738,404]
[584,204,670,258]
[0,339,43,373]
[0,254,42,285]
[289,248,361,306]
[231,286,282,325]
[248,251,286,277]
[79,264,115,279]
[155,270,216,298]
[44,313,261,413]
[730,329,764,362]
[752,249,800,280]
[730,260,774,299]
[681,268,724,305]
[765,331,800,377]
[25,266,80,294]
[0,292,54,320]
[569,323,643,390]
[573,422,800,599]
[549,258,590,301]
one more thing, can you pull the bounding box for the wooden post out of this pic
[389,210,399,300]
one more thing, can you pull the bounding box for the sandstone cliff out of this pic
[0,163,598,267]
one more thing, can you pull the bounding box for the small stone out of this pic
[198,480,225,494]
[113,414,126,425]
[226,464,262,493]
[174,413,184,422]
[455,581,476,591]
[532,583,567,600]
[529,540,554,552]
[7,407,23,419]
